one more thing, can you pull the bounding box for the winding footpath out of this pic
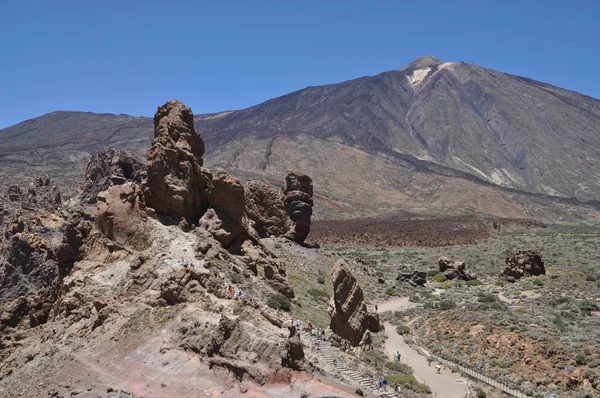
[377,298,469,398]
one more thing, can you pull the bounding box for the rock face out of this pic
[438,256,477,281]
[396,271,427,287]
[501,250,545,281]
[0,190,92,330]
[283,173,313,244]
[79,148,145,204]
[329,259,380,346]
[199,169,248,250]
[95,182,152,251]
[281,326,305,370]
[7,175,61,212]
[244,181,290,238]
[144,100,211,225]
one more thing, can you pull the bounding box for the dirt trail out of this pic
[379,298,468,398]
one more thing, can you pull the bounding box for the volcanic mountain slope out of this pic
[2,56,600,219]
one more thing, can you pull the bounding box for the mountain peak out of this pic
[399,55,443,72]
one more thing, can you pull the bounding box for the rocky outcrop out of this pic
[244,181,290,238]
[7,176,61,212]
[329,259,380,346]
[396,271,427,287]
[199,169,249,250]
[79,148,145,204]
[283,173,313,244]
[95,182,152,251]
[144,100,211,225]
[281,326,304,370]
[501,250,545,281]
[0,205,92,330]
[438,256,477,281]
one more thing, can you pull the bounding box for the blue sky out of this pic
[1,0,599,129]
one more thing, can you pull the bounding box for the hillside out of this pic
[1,56,600,219]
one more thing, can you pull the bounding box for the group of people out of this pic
[223,282,244,300]
[369,373,402,394]
[426,356,442,373]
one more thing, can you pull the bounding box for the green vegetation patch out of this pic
[267,293,291,311]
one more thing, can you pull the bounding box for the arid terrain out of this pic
[1,57,600,398]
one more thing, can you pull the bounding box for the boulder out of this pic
[396,271,427,287]
[438,256,477,281]
[283,173,313,244]
[501,250,545,281]
[244,181,290,238]
[329,259,380,346]
[144,100,211,225]
[79,148,145,204]
[95,182,152,251]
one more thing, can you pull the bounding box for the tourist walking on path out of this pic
[436,364,442,374]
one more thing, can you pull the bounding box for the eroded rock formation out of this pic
[79,148,145,204]
[199,169,249,250]
[329,259,380,346]
[95,182,152,251]
[7,175,61,212]
[438,256,477,281]
[281,325,305,370]
[501,250,545,281]
[144,100,211,225]
[0,183,92,331]
[244,181,290,238]
[283,173,313,244]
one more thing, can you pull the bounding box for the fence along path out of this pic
[378,297,529,398]
[421,347,528,398]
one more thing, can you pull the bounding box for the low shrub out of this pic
[307,288,329,300]
[426,269,439,277]
[230,274,244,284]
[430,274,447,283]
[588,360,600,368]
[267,293,291,311]
[466,279,484,287]
[440,282,452,289]
[575,352,588,365]
[477,293,497,303]
[438,300,456,310]
[317,276,326,284]
[396,324,410,335]
[580,300,600,314]
[385,287,397,296]
[385,373,431,394]
[585,275,597,282]
[532,277,544,286]
[385,361,413,374]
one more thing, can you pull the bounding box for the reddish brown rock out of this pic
[329,259,380,346]
[244,181,290,238]
[438,256,477,281]
[95,182,152,251]
[199,169,248,250]
[283,173,313,244]
[144,100,211,225]
[79,148,145,204]
[501,250,545,281]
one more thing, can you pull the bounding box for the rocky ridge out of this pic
[0,100,330,397]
